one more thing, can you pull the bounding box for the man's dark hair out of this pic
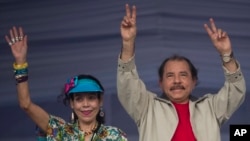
[158,54,198,82]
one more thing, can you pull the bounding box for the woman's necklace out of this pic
[78,122,98,136]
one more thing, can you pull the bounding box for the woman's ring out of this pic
[19,36,23,41]
[15,37,19,42]
[11,38,15,43]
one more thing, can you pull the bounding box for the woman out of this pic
[5,26,127,141]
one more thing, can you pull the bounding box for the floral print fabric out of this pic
[36,115,127,141]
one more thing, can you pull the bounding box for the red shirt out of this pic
[171,102,196,141]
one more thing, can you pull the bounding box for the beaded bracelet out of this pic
[16,75,28,83]
[15,74,28,79]
[13,62,28,70]
[14,68,28,75]
[13,62,29,84]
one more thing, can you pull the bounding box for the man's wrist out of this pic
[221,52,234,63]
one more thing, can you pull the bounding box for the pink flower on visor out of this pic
[64,76,78,95]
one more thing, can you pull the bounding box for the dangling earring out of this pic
[99,107,105,117]
[71,112,75,123]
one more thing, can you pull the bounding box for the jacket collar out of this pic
[156,93,207,104]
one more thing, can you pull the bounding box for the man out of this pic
[117,4,246,141]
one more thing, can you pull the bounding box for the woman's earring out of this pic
[71,112,75,123]
[99,107,105,117]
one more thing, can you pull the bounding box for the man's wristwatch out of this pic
[221,52,234,63]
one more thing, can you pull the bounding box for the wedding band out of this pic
[9,42,13,46]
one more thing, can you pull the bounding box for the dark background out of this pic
[0,0,249,140]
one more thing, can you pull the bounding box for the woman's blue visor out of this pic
[65,77,103,95]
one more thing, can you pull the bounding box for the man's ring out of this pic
[9,42,13,46]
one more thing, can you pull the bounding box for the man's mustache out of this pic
[170,84,185,91]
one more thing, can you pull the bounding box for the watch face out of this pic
[223,56,230,63]
[222,52,233,63]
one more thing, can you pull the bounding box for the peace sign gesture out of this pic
[120,4,137,42]
[204,18,232,55]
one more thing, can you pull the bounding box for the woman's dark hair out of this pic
[57,74,105,124]
[158,54,198,83]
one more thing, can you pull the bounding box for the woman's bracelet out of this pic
[15,75,28,84]
[14,68,28,75]
[13,62,28,70]
[13,62,29,84]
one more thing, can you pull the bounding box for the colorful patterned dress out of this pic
[36,115,128,141]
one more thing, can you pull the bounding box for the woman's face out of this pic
[70,93,102,124]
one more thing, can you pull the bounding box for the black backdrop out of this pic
[0,0,250,140]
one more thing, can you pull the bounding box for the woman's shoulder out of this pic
[101,124,120,129]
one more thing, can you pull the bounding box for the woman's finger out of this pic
[19,27,24,41]
[13,26,19,42]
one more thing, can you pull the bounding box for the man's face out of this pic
[159,60,196,104]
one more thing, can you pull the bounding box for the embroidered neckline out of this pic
[78,122,98,136]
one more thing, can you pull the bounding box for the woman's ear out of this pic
[70,99,74,109]
[100,94,104,106]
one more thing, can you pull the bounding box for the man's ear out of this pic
[192,79,197,89]
[159,79,163,90]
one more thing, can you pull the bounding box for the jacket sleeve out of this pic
[212,61,246,125]
[117,55,156,124]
